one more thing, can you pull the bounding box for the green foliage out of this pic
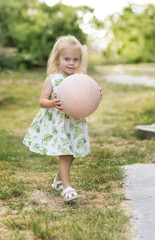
[103,4,155,63]
[0,0,87,68]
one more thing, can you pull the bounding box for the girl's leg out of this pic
[55,170,61,181]
[58,155,74,189]
[55,156,74,181]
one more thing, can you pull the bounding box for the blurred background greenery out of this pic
[0,0,155,70]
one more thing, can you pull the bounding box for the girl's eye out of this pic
[65,58,70,61]
[74,58,79,62]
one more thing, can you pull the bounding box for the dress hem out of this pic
[23,142,90,158]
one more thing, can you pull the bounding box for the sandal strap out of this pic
[52,178,63,191]
[54,178,62,185]
[61,187,78,201]
[61,186,73,196]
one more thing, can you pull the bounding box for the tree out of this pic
[103,4,155,63]
[0,0,88,65]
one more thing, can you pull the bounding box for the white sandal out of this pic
[61,186,78,202]
[51,178,64,191]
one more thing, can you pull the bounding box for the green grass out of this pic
[0,67,155,239]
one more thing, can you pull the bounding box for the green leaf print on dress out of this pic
[31,122,40,133]
[34,143,40,151]
[23,74,90,158]
[67,133,71,140]
[58,114,64,124]
[60,137,68,146]
[47,112,52,121]
[52,127,58,135]
[55,78,63,86]
[77,137,87,149]
[43,148,48,155]
[44,134,53,142]
[24,131,31,139]
[73,127,83,139]
[69,145,73,152]
[75,152,83,157]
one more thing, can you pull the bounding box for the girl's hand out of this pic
[100,87,103,100]
[53,94,63,111]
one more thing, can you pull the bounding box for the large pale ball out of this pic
[57,74,101,118]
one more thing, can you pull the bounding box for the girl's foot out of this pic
[51,177,64,191]
[61,186,78,202]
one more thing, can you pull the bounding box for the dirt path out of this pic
[104,74,155,87]
[96,64,155,87]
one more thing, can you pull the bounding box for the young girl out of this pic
[23,35,101,202]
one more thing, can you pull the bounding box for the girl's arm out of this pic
[99,87,103,99]
[39,77,63,110]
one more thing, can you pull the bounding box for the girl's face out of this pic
[57,48,81,75]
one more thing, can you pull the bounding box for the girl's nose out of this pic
[70,60,74,64]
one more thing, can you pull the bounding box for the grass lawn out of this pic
[0,67,155,240]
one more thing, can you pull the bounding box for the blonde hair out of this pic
[47,35,87,75]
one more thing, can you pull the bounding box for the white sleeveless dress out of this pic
[23,74,90,158]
